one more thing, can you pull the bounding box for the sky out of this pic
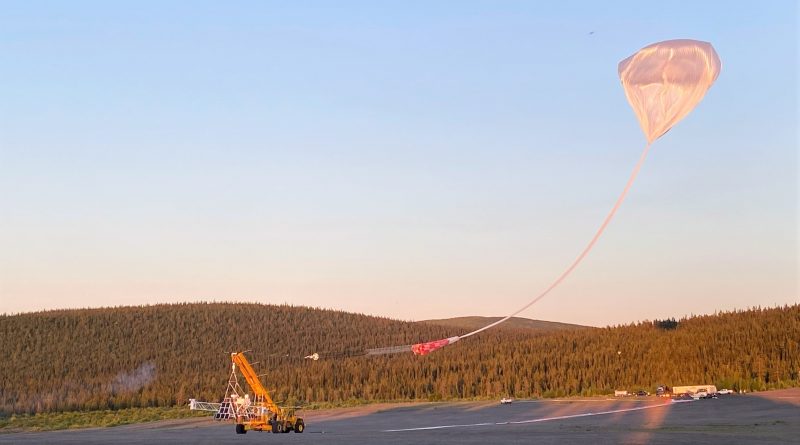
[1,1,797,326]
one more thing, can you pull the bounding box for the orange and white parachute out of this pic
[411,337,460,356]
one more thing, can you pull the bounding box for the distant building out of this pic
[672,385,717,395]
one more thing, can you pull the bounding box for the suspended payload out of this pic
[619,39,721,143]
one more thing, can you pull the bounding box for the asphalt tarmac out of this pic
[2,388,797,445]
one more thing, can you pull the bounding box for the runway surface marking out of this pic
[384,399,688,432]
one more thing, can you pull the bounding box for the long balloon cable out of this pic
[304,142,654,360]
[458,142,653,339]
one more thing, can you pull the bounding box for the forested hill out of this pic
[1,303,798,415]
[422,316,587,331]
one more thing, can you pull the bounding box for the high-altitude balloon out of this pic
[619,39,721,143]
[302,40,723,362]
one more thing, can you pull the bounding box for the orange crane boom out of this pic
[228,352,304,434]
[189,351,304,434]
[230,352,278,412]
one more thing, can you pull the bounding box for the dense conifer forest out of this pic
[1,303,797,414]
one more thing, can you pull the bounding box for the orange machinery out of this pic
[189,351,304,434]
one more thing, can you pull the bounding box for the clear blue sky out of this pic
[1,1,797,326]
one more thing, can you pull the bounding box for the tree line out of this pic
[0,303,797,414]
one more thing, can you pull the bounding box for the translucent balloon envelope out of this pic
[619,39,721,143]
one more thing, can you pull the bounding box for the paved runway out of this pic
[2,389,798,444]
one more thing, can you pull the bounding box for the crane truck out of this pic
[189,351,304,434]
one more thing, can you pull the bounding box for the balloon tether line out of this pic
[303,142,653,359]
[458,142,653,339]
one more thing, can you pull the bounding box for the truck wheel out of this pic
[294,420,305,433]
[235,424,246,434]
[271,420,280,434]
